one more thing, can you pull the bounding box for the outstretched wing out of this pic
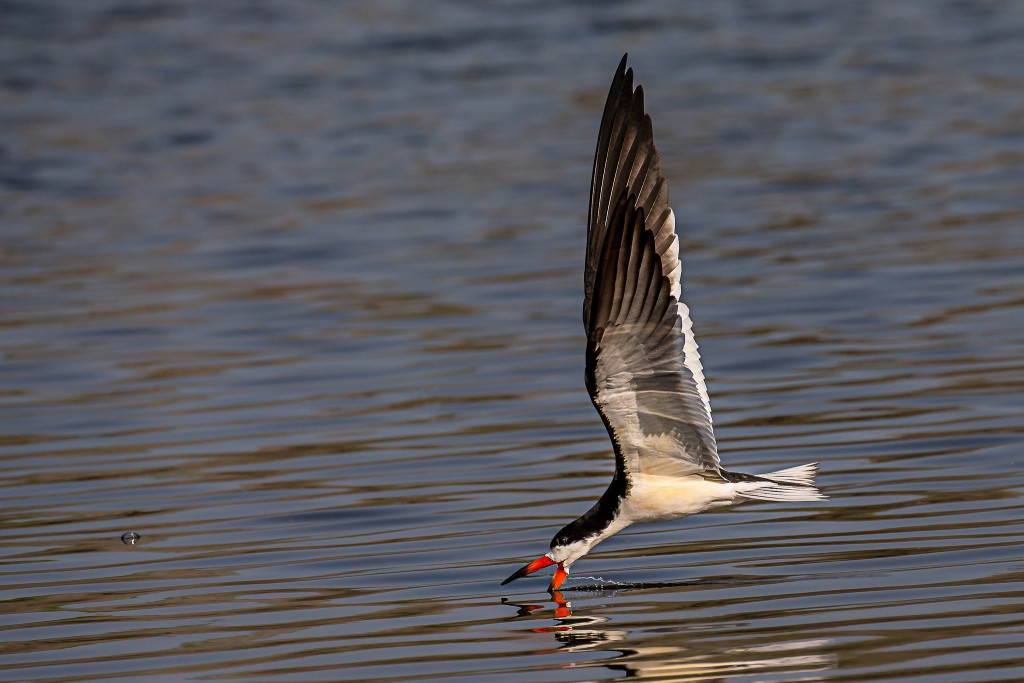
[584,54,720,479]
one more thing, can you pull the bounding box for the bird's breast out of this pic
[620,474,736,524]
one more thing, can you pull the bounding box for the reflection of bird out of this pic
[502,55,825,593]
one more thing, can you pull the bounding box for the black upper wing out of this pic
[584,55,719,478]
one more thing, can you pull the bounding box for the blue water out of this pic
[2,1,1024,681]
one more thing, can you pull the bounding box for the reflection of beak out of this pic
[550,590,571,618]
[502,556,554,585]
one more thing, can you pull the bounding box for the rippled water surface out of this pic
[3,1,1024,681]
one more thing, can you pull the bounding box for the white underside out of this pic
[619,473,738,525]
[556,464,824,570]
[619,463,825,526]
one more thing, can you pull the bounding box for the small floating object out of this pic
[121,531,141,545]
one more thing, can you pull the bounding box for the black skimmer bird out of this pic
[502,55,825,593]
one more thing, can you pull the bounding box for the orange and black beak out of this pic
[501,556,569,591]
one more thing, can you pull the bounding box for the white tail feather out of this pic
[736,463,826,502]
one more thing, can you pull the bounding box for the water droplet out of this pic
[121,531,140,545]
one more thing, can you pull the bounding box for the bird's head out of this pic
[501,528,601,591]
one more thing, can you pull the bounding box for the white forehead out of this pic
[547,538,595,567]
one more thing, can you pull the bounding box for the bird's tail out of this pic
[727,463,826,502]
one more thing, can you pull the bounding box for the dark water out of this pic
[3,1,1024,681]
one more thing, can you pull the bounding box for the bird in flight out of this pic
[502,54,825,593]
